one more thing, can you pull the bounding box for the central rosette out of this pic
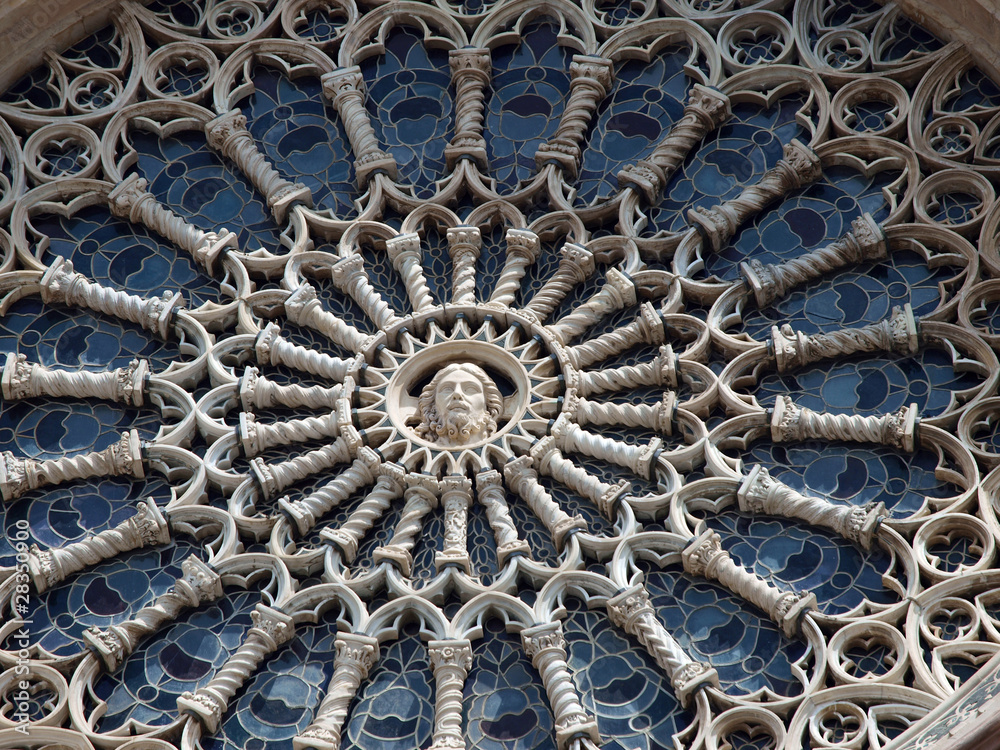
[416,363,503,447]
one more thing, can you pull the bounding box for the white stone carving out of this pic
[771,396,918,453]
[427,640,474,750]
[321,66,397,185]
[2,353,147,406]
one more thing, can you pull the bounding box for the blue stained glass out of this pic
[487,20,573,193]
[131,130,282,255]
[419,227,454,307]
[466,619,555,750]
[343,624,435,750]
[93,588,261,731]
[575,50,690,205]
[475,225,509,303]
[518,234,569,304]
[360,243,412,317]
[943,67,1000,113]
[563,600,691,749]
[643,564,808,697]
[468,501,501,584]
[241,65,356,218]
[737,441,961,519]
[644,98,808,236]
[361,27,453,199]
[705,512,898,614]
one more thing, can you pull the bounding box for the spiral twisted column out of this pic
[547,268,637,345]
[205,109,312,223]
[738,465,887,549]
[331,254,400,331]
[276,446,378,535]
[374,472,439,576]
[475,468,529,563]
[386,233,435,312]
[40,256,183,340]
[445,48,491,169]
[437,475,473,573]
[83,555,223,671]
[618,84,732,203]
[2,353,147,406]
[428,640,474,750]
[322,459,405,561]
[687,139,823,253]
[521,622,601,750]
[322,67,397,186]
[575,344,677,396]
[771,304,919,372]
[488,229,541,308]
[741,213,886,308]
[573,392,675,435]
[565,302,665,369]
[530,436,629,519]
[504,456,586,549]
[27,498,169,592]
[551,416,660,480]
[239,410,342,456]
[446,226,481,306]
[682,530,816,637]
[178,605,295,732]
[253,430,359,503]
[606,585,719,706]
[254,323,354,382]
[294,633,379,750]
[0,429,143,503]
[240,367,342,411]
[523,243,596,321]
[535,55,614,179]
[771,396,918,453]
[284,283,374,353]
[108,172,237,274]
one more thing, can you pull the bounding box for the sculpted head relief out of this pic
[416,363,503,447]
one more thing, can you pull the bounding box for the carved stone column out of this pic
[322,67,397,186]
[284,283,374,353]
[428,640,474,750]
[374,472,439,575]
[2,353,147,406]
[738,465,887,549]
[445,48,491,169]
[488,229,541,309]
[565,302,666,370]
[40,256,183,340]
[606,585,719,706]
[618,85,731,203]
[546,268,637,344]
[322,460,405,562]
[687,139,823,253]
[240,410,341,457]
[575,344,677,396]
[254,420,360,502]
[205,109,312,223]
[331,254,400,331]
[530,436,629,519]
[254,323,354,382]
[523,244,596,321]
[551,415,661,480]
[178,604,295,732]
[475,468,529,563]
[535,55,614,179]
[240,366,343,412]
[503,456,586,549]
[521,622,601,750]
[294,633,379,750]
[573,392,675,435]
[83,556,223,671]
[0,429,143,503]
[437,475,473,574]
[28,498,170,592]
[446,226,481,306]
[771,396,918,453]
[276,444,377,534]
[741,213,886,308]
[108,173,238,274]
[682,530,816,637]
[386,232,435,313]
[771,304,919,372]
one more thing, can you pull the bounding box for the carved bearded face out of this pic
[416,363,502,447]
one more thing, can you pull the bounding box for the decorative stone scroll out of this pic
[83,556,223,671]
[771,304,919,372]
[445,48,491,169]
[682,530,817,637]
[771,396,918,453]
[2,353,147,406]
[294,633,379,750]
[0,429,144,503]
[321,66,397,185]
[738,465,887,549]
[740,213,886,308]
[178,605,295,732]
[27,498,170,592]
[427,640,474,750]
